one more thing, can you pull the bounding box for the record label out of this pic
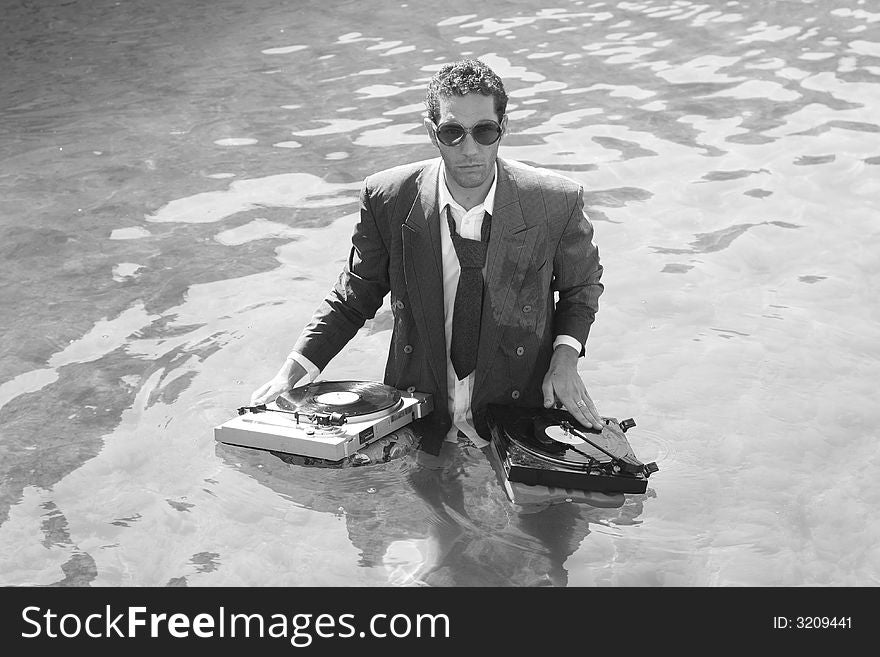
[544,424,582,445]
[314,391,360,406]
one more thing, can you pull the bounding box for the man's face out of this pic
[424,93,506,191]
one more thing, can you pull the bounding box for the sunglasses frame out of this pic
[432,119,504,147]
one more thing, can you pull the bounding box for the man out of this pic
[251,59,604,457]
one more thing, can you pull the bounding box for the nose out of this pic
[460,132,480,156]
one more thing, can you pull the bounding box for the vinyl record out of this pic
[276,380,401,417]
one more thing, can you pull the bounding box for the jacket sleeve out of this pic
[292,181,391,370]
[551,186,603,354]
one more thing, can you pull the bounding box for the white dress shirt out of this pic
[288,160,582,447]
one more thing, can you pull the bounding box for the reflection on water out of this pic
[0,0,878,586]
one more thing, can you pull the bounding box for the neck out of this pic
[444,165,495,211]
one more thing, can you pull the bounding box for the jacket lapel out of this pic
[402,160,447,396]
[474,159,539,400]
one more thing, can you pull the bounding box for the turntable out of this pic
[486,404,658,495]
[214,381,433,463]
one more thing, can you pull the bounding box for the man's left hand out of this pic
[541,344,603,430]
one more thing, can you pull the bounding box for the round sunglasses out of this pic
[432,119,503,147]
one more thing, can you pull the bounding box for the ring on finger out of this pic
[575,400,587,408]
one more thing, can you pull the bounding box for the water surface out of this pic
[1,0,878,586]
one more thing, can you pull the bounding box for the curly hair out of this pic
[425,59,508,124]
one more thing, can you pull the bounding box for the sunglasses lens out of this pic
[472,122,502,145]
[437,124,466,146]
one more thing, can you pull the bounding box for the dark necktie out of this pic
[446,208,491,381]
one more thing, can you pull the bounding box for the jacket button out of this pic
[515,346,525,356]
[403,344,413,354]
[511,389,520,400]
[522,304,532,313]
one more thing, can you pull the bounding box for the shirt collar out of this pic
[438,160,498,217]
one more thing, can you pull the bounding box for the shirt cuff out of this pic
[285,352,321,387]
[553,334,583,355]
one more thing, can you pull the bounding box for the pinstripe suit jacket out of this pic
[293,157,603,455]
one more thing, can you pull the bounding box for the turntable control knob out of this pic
[305,428,315,435]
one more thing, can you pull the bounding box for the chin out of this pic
[453,169,489,188]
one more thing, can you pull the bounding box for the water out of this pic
[1,0,878,587]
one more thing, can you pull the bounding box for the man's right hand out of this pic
[250,358,307,406]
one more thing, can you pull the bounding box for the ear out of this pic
[500,114,509,137]
[424,117,439,148]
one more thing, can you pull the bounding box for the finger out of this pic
[250,383,269,406]
[582,401,603,430]
[565,400,590,428]
[581,400,603,430]
[569,397,602,430]
[541,373,555,408]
